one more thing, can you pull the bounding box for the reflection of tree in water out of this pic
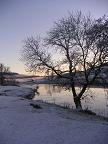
[44,84,62,95]
[46,84,52,96]
[104,89,108,107]
[52,85,62,93]
[43,84,64,104]
[34,85,40,96]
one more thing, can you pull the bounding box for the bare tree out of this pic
[0,63,10,85]
[21,11,108,109]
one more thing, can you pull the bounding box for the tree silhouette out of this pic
[0,63,10,85]
[21,11,108,109]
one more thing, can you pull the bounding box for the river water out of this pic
[32,84,108,117]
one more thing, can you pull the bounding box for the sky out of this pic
[0,0,108,75]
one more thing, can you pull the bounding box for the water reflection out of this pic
[33,84,108,117]
[34,85,40,96]
[104,89,108,107]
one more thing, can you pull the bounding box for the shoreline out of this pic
[32,99,108,120]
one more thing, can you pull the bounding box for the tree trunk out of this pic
[74,97,82,110]
[73,84,88,110]
[71,83,82,110]
[0,75,4,85]
[1,77,4,85]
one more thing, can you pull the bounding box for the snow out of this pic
[0,86,108,144]
[0,86,34,98]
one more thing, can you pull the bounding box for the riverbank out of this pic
[0,86,108,144]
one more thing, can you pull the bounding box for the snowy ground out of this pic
[0,86,35,99]
[0,86,108,144]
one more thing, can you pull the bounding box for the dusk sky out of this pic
[0,0,108,74]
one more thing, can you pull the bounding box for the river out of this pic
[31,84,108,117]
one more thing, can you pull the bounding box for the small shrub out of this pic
[30,103,42,109]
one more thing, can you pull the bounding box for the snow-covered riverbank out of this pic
[0,86,108,144]
[0,86,35,99]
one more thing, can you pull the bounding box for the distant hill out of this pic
[41,63,108,86]
[0,72,19,76]
[0,72,40,79]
